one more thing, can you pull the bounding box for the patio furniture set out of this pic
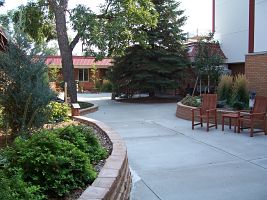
[191,94,267,137]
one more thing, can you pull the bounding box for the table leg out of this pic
[222,116,225,131]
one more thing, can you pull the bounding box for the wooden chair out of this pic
[192,94,218,132]
[239,96,267,137]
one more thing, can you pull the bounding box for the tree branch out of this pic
[70,33,80,51]
[96,0,114,19]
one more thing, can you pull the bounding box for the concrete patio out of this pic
[78,93,267,200]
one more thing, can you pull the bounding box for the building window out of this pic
[78,68,89,81]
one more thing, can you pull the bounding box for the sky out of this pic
[0,0,212,54]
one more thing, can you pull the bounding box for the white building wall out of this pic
[254,0,267,52]
[214,0,249,63]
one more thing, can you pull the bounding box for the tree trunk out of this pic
[49,0,77,103]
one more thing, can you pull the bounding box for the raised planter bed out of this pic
[79,103,99,115]
[176,101,267,129]
[73,116,132,200]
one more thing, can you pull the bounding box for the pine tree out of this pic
[0,35,55,135]
[111,0,189,97]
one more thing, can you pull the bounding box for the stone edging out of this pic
[79,103,99,115]
[73,116,132,200]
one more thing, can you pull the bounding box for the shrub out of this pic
[0,37,55,135]
[78,101,94,109]
[55,125,108,164]
[3,130,96,197]
[0,169,44,200]
[231,74,249,110]
[47,101,70,123]
[181,95,201,107]
[100,79,112,92]
[217,74,233,103]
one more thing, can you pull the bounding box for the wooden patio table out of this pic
[222,111,240,133]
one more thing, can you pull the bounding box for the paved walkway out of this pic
[78,93,267,200]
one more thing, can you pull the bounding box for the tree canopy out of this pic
[110,0,189,97]
[1,0,158,103]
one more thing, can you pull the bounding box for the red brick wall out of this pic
[245,53,267,96]
[228,63,245,75]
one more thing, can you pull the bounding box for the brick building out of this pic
[213,0,267,96]
[46,56,113,91]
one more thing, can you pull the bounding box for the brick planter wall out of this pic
[176,102,237,125]
[73,116,131,200]
[176,102,237,124]
[245,52,267,96]
[79,104,99,115]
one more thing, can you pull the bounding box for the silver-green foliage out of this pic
[0,36,55,135]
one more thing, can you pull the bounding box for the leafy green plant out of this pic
[217,74,233,104]
[231,74,249,110]
[100,79,113,92]
[55,125,108,164]
[2,130,96,197]
[181,95,201,107]
[0,169,44,200]
[78,101,94,109]
[47,101,70,123]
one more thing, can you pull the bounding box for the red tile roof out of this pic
[187,42,226,62]
[45,56,113,68]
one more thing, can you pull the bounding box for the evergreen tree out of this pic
[111,0,188,97]
[0,35,56,135]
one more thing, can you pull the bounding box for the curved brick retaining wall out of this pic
[73,116,132,200]
[79,104,99,115]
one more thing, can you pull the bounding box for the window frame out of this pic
[78,68,89,82]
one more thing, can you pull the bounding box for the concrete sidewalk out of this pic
[80,93,267,200]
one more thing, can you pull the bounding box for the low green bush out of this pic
[2,130,96,197]
[0,169,44,200]
[47,101,70,123]
[78,101,94,109]
[55,125,108,164]
[181,95,201,107]
[100,79,112,92]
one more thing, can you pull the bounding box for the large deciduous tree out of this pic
[6,0,158,103]
[110,0,189,97]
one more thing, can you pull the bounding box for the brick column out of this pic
[245,52,267,96]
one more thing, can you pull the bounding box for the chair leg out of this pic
[264,117,267,135]
[215,113,217,129]
[237,118,240,133]
[250,121,254,137]
[207,113,210,132]
[192,113,194,130]
[222,116,225,131]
